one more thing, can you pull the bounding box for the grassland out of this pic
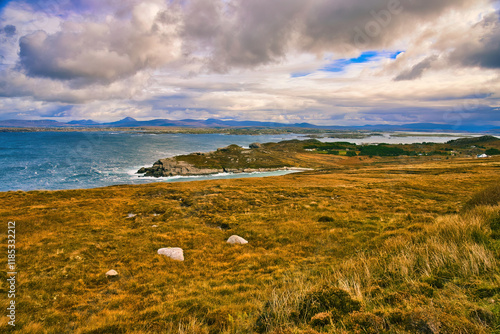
[1,143,500,333]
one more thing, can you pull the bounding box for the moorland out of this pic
[1,136,500,333]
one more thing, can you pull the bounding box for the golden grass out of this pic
[0,156,499,333]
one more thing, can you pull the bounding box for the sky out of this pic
[0,0,499,126]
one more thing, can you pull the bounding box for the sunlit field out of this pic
[1,149,500,333]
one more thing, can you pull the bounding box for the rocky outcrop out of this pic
[138,158,223,177]
[249,142,262,149]
[138,157,291,177]
[136,140,311,177]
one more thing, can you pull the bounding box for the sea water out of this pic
[0,131,467,192]
[0,131,308,191]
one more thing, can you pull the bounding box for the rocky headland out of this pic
[137,135,500,177]
[137,141,307,177]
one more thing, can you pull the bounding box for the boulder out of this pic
[227,235,248,245]
[249,142,262,149]
[105,269,118,277]
[158,247,184,261]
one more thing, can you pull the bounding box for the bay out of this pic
[0,132,305,191]
[0,131,467,192]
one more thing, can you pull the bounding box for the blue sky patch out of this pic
[291,50,404,77]
[291,72,311,78]
[322,51,403,72]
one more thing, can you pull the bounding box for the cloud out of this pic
[394,55,437,81]
[0,68,152,103]
[18,1,182,84]
[13,0,488,82]
[449,11,500,69]
[179,0,485,71]
[1,24,16,36]
[1,0,499,126]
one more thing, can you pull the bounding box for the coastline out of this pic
[2,155,499,333]
[137,166,312,178]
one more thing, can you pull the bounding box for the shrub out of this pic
[485,148,500,156]
[309,311,333,328]
[297,285,361,322]
[403,310,440,334]
[318,216,335,223]
[469,308,496,327]
[359,145,408,157]
[464,184,500,210]
[205,309,231,334]
[345,311,386,334]
[489,212,500,240]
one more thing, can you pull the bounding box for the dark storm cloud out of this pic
[394,56,437,81]
[186,0,305,71]
[297,0,470,51]
[450,11,500,69]
[2,24,16,36]
[181,0,480,70]
[14,0,486,83]
[17,2,182,85]
[18,30,141,83]
[358,104,500,125]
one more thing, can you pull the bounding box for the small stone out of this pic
[152,225,158,228]
[126,213,136,218]
[227,235,248,245]
[106,269,118,277]
[158,247,184,261]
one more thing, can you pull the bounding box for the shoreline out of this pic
[137,163,313,178]
[0,168,312,193]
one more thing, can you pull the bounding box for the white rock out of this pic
[127,213,136,218]
[227,235,248,245]
[158,247,184,261]
[106,269,118,277]
[152,225,158,228]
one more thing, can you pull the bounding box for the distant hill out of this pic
[447,135,500,147]
[0,117,498,133]
[67,119,101,125]
[0,119,68,127]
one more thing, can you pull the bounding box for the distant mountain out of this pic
[107,117,138,126]
[67,119,100,125]
[97,118,321,128]
[0,117,498,133]
[0,119,68,127]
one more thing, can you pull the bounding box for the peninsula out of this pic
[137,136,500,177]
[137,141,310,177]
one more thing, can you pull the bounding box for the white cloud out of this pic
[0,0,498,126]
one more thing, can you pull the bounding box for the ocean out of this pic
[0,131,467,192]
